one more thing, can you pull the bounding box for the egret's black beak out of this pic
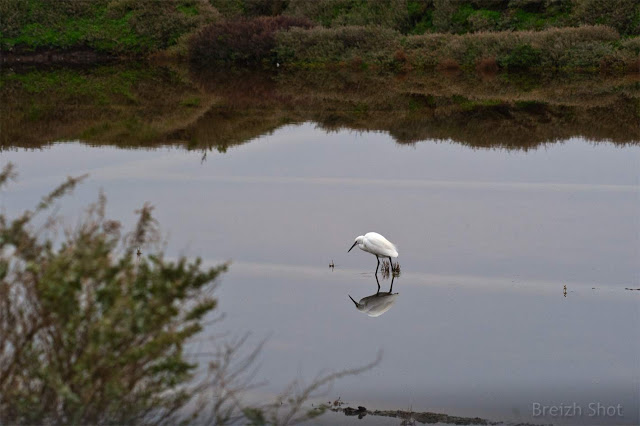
[348,241,358,253]
[348,295,358,307]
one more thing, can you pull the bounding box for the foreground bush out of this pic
[0,165,227,424]
[189,15,314,66]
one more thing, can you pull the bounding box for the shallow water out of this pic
[2,123,638,424]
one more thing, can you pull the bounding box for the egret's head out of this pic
[348,295,363,310]
[348,235,364,252]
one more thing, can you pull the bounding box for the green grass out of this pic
[512,10,548,31]
[451,4,475,31]
[177,5,199,16]
[180,96,201,107]
[0,0,215,54]
[2,6,149,52]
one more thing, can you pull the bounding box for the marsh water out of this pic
[1,65,639,425]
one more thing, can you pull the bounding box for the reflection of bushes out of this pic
[0,64,219,148]
[2,65,639,150]
[189,15,314,66]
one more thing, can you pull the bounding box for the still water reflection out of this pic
[348,275,398,318]
[1,122,638,425]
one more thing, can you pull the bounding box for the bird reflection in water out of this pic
[348,275,398,318]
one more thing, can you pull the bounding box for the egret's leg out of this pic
[375,274,381,294]
[388,256,393,272]
[389,274,395,293]
[375,256,380,275]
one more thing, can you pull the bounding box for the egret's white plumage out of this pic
[348,232,398,274]
[349,292,398,317]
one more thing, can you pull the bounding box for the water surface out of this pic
[2,122,638,424]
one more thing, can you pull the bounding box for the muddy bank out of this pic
[333,405,490,425]
[331,405,544,425]
[1,49,120,66]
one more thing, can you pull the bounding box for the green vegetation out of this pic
[189,15,313,66]
[274,24,638,73]
[0,0,219,54]
[2,0,639,72]
[0,164,228,424]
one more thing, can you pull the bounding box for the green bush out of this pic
[275,25,401,65]
[405,25,623,71]
[189,15,314,66]
[498,43,541,70]
[0,165,227,424]
[286,0,410,30]
[468,9,502,31]
[0,0,219,53]
[572,0,640,36]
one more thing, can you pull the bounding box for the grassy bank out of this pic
[2,0,639,74]
[0,0,218,55]
[189,0,640,73]
[273,24,639,73]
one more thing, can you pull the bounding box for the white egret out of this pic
[348,232,398,275]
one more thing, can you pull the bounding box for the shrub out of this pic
[189,15,314,66]
[476,55,499,73]
[286,0,410,30]
[433,0,460,32]
[468,9,502,32]
[405,25,622,71]
[572,0,640,36]
[0,165,228,424]
[498,43,541,70]
[274,25,400,65]
[0,0,219,53]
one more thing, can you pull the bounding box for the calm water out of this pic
[1,123,638,425]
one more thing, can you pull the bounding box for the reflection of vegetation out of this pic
[1,65,638,151]
[181,69,640,150]
[1,64,217,147]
